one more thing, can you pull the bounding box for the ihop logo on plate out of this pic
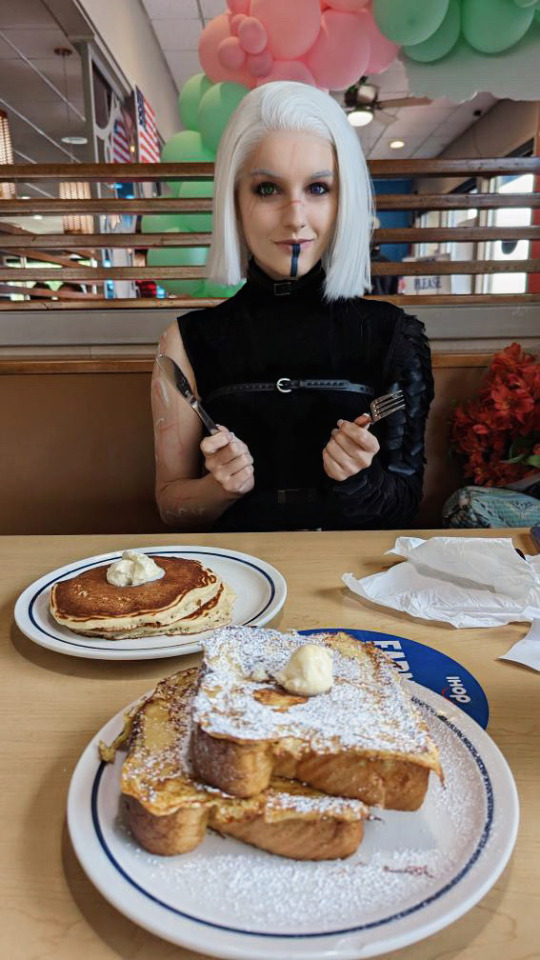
[443,676,472,704]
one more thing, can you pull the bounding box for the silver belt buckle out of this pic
[276,377,292,394]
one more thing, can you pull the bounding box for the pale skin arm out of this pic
[152,321,254,531]
[322,415,380,482]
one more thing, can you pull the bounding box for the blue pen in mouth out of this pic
[290,243,300,278]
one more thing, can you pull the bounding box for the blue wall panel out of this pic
[372,178,413,262]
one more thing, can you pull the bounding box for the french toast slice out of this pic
[107,668,369,859]
[192,628,442,810]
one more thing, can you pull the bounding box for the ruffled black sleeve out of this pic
[330,310,434,528]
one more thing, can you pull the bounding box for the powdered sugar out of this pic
[194,626,437,760]
[265,788,368,820]
[142,845,446,931]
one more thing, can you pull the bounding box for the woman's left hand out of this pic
[322,415,380,482]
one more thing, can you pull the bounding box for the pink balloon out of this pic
[227,0,249,13]
[238,16,268,54]
[218,36,246,70]
[256,58,317,85]
[361,8,399,74]
[199,15,231,78]
[247,48,274,76]
[325,0,370,8]
[306,10,371,89]
[199,13,255,86]
[251,0,321,59]
[230,14,246,36]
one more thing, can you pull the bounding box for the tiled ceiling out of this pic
[0,0,497,195]
[0,0,86,200]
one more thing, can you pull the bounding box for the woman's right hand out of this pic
[200,426,255,497]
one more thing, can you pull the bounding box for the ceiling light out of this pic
[348,107,373,128]
[33,214,43,220]
[61,135,88,145]
[390,139,405,149]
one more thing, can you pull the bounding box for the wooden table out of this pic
[1,529,538,960]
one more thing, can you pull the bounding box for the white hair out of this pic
[207,81,373,301]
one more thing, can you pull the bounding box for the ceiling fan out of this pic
[342,78,433,126]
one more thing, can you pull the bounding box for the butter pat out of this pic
[279,643,333,696]
[106,550,165,587]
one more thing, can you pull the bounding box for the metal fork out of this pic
[363,389,405,424]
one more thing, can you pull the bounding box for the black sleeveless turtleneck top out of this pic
[178,261,433,531]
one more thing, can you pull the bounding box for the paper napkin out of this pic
[342,536,540,629]
[499,619,540,671]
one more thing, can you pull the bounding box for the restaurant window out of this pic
[409,188,478,295]
[481,173,534,295]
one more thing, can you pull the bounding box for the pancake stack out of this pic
[50,555,235,639]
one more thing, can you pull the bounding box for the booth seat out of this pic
[0,360,489,535]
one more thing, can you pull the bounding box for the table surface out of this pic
[2,528,539,960]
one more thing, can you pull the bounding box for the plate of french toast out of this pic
[67,627,519,960]
[14,546,286,660]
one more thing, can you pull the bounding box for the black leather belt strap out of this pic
[206,378,375,402]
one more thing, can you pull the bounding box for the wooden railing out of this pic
[1,158,539,309]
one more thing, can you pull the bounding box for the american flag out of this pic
[136,87,160,163]
[112,115,133,164]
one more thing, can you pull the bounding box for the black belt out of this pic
[276,488,318,504]
[206,378,375,402]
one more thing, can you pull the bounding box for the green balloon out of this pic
[160,130,215,165]
[140,213,181,234]
[170,179,213,233]
[147,239,207,297]
[148,243,207,267]
[373,0,449,45]
[198,82,249,154]
[404,0,461,61]
[200,278,244,298]
[462,0,534,52]
[157,278,205,296]
[171,178,214,200]
[513,0,536,7]
[178,73,213,130]
[140,212,198,234]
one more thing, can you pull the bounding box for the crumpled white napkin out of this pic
[342,536,540,629]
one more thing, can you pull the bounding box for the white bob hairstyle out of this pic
[207,81,374,301]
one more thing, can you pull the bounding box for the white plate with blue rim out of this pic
[67,682,519,959]
[14,545,286,661]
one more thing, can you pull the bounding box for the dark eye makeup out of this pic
[252,180,331,198]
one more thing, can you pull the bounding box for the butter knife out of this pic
[156,354,219,435]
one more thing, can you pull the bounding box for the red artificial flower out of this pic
[451,342,540,487]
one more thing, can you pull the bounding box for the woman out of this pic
[152,81,433,532]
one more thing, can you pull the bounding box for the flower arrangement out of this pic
[450,343,540,488]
